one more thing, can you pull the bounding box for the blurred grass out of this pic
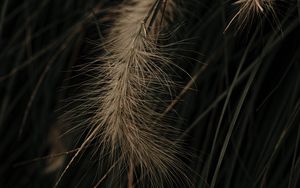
[1,0,300,187]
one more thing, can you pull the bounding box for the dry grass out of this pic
[225,0,276,31]
[56,0,190,187]
[2,0,299,188]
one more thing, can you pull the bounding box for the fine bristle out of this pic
[56,0,189,187]
[225,0,275,31]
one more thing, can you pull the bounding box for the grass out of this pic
[1,0,300,187]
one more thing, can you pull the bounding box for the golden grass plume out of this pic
[56,0,190,187]
[225,0,276,31]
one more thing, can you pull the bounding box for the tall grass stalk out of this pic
[56,0,189,187]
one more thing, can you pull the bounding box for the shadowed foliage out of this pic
[0,0,300,187]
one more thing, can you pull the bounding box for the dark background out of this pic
[0,0,300,187]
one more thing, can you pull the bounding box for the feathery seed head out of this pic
[235,0,273,13]
[57,0,190,187]
[225,0,276,31]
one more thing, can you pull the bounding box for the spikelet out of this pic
[225,0,276,31]
[56,0,189,187]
